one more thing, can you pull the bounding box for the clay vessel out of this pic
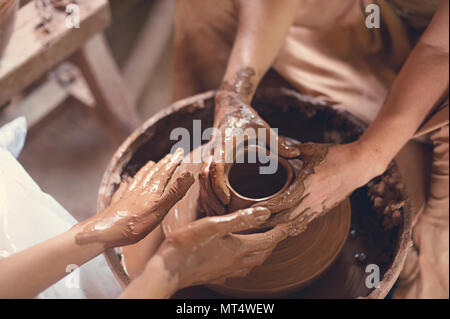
[0,0,18,58]
[97,88,412,299]
[160,146,351,297]
[225,144,294,212]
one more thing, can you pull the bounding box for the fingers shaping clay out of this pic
[161,146,351,298]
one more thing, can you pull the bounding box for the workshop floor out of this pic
[17,1,174,222]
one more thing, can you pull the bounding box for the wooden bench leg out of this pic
[72,33,140,143]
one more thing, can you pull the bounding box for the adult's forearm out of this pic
[220,0,301,102]
[359,44,449,173]
[0,226,104,298]
[358,1,449,175]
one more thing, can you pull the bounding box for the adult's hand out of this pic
[199,88,300,216]
[254,142,385,235]
[155,207,289,290]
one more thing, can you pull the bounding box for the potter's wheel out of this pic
[99,88,412,299]
[162,147,351,298]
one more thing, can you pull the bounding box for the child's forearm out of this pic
[0,225,104,298]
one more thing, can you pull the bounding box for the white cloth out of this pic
[0,118,122,298]
[0,117,26,158]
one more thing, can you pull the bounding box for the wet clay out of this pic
[253,142,330,231]
[368,166,407,230]
[224,145,294,212]
[200,68,300,214]
[98,88,412,298]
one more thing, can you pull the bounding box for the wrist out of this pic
[143,255,179,298]
[119,254,178,299]
[214,89,260,126]
[213,91,240,126]
[70,221,106,254]
[219,66,258,103]
[215,90,241,108]
[352,139,390,178]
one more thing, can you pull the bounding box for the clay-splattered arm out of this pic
[200,0,302,216]
[119,207,290,299]
[0,150,194,298]
[218,0,302,104]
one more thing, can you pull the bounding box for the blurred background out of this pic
[1,0,175,221]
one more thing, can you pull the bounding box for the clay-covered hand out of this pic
[153,207,290,289]
[199,89,300,216]
[75,148,195,249]
[254,142,383,235]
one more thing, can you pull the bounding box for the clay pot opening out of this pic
[225,145,293,203]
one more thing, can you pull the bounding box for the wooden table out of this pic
[0,0,141,142]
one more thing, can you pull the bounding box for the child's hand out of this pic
[75,148,194,249]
